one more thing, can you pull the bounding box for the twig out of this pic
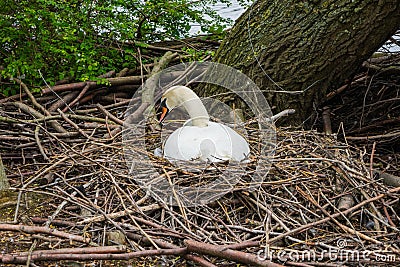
[0,224,92,244]
[267,186,400,244]
[34,126,49,161]
[62,82,90,111]
[13,78,67,133]
[297,186,381,244]
[96,104,124,125]
[30,217,77,228]
[346,131,400,140]
[57,108,95,141]
[76,204,162,225]
[271,109,296,121]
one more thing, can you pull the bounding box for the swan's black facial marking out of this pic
[158,98,169,123]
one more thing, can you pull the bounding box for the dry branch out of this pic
[0,223,92,244]
[96,103,125,125]
[267,186,400,245]
[77,204,162,224]
[13,78,67,133]
[64,82,91,110]
[126,232,217,267]
[0,247,187,264]
[41,81,90,95]
[185,239,283,267]
[8,245,126,256]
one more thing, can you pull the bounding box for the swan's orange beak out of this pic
[159,106,168,123]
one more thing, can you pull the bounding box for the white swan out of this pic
[158,86,250,162]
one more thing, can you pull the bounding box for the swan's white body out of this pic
[159,86,250,163]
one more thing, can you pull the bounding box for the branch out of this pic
[271,109,296,121]
[0,248,186,264]
[40,76,146,95]
[6,245,126,257]
[0,224,92,244]
[96,103,125,125]
[13,79,67,133]
[267,186,400,245]
[126,232,217,267]
[63,82,91,111]
[185,239,283,267]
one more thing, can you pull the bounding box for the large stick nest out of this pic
[0,35,399,266]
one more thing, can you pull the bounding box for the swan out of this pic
[158,85,250,163]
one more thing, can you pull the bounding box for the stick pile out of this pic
[0,37,399,266]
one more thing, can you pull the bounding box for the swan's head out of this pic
[158,86,182,123]
[158,86,209,127]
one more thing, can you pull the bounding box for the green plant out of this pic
[0,0,243,91]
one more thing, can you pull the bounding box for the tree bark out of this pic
[210,0,400,125]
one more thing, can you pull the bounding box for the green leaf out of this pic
[0,0,231,95]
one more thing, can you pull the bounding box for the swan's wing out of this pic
[226,126,250,161]
[210,123,250,162]
[163,127,202,161]
[163,123,250,163]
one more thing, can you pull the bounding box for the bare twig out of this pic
[267,186,400,244]
[0,224,92,244]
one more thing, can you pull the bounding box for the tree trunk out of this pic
[0,155,9,190]
[209,0,400,125]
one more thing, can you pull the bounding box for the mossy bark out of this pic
[0,155,9,190]
[209,0,400,125]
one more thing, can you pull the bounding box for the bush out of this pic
[0,0,238,92]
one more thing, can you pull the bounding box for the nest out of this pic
[0,40,400,265]
[0,93,399,265]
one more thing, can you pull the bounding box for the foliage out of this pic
[0,0,239,91]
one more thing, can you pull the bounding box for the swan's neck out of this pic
[180,93,209,127]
